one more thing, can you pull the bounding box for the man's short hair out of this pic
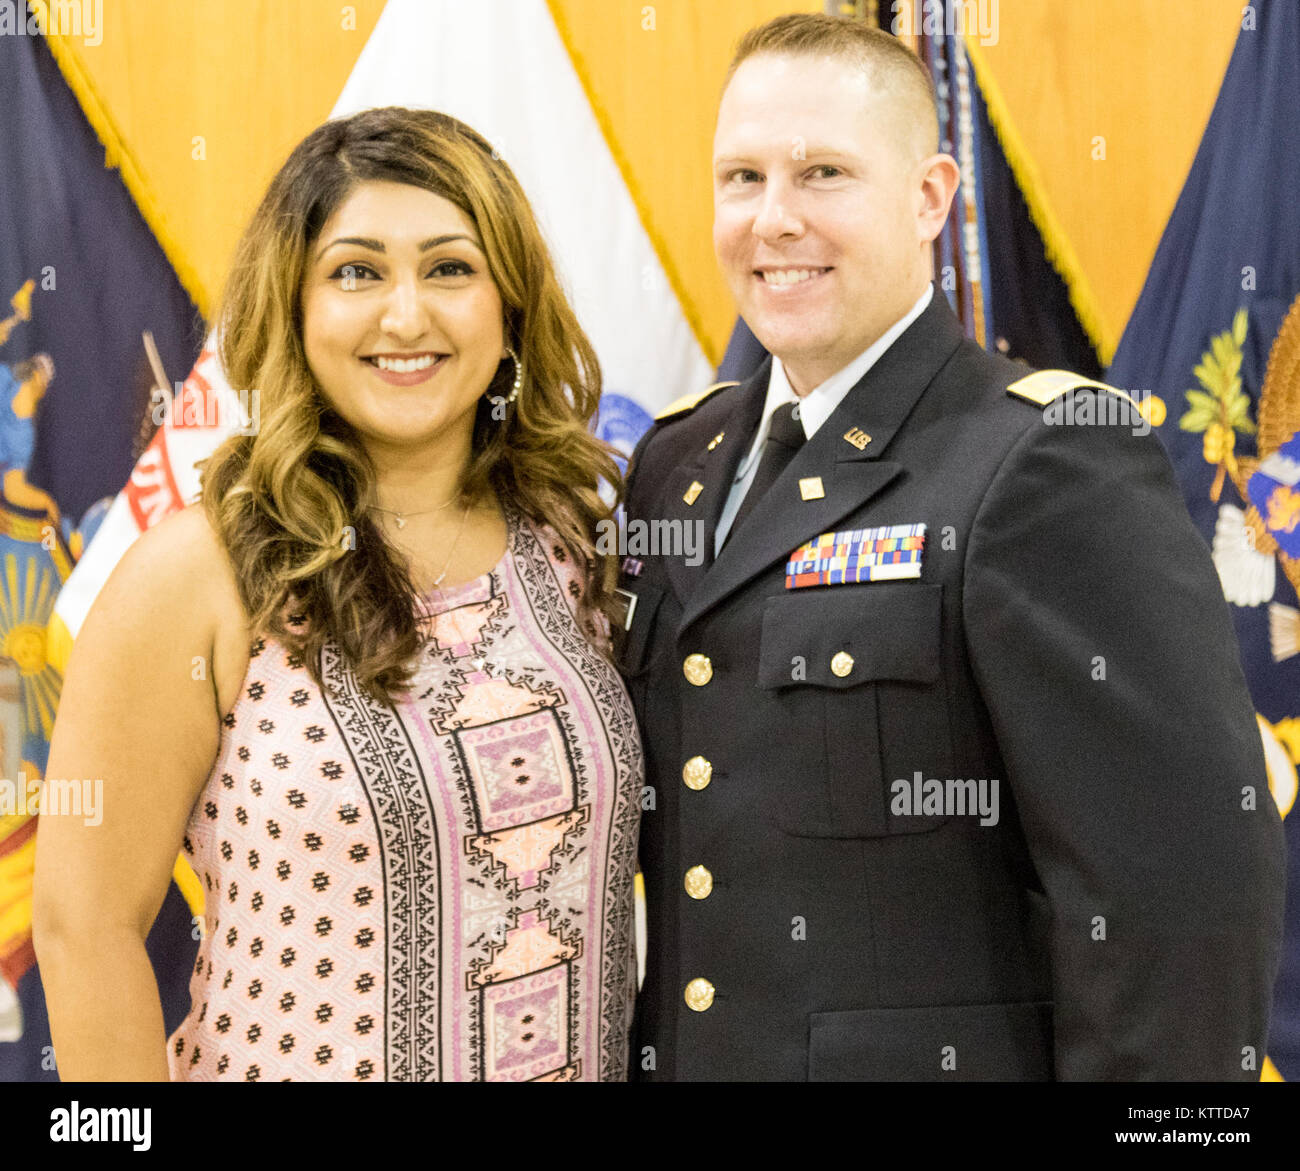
[726,14,940,159]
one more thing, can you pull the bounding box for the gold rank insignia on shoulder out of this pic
[707,431,725,451]
[655,380,741,422]
[683,480,704,505]
[843,427,871,450]
[1007,369,1141,412]
[799,476,825,501]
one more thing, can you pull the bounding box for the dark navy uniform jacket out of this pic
[617,288,1286,1081]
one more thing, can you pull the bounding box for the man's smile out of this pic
[754,266,833,289]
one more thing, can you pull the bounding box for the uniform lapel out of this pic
[679,289,965,634]
[658,365,768,603]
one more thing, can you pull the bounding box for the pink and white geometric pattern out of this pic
[166,508,643,1081]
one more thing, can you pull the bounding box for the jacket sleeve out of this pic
[623,424,658,514]
[963,395,1287,1080]
[624,423,674,538]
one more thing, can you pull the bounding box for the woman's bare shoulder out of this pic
[89,504,245,640]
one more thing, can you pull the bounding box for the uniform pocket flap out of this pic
[758,584,941,688]
[808,999,1054,1081]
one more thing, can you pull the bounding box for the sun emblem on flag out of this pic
[0,554,62,744]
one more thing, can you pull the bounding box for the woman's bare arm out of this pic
[32,505,248,1080]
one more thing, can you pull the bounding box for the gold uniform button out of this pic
[684,977,715,1012]
[684,865,713,899]
[830,651,855,678]
[682,756,713,790]
[683,653,713,686]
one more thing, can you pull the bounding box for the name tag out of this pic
[611,588,639,631]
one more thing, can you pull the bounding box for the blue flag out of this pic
[1107,0,1300,1079]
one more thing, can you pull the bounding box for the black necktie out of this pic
[723,401,806,547]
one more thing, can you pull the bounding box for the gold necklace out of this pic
[431,502,473,588]
[368,490,459,530]
[433,504,499,675]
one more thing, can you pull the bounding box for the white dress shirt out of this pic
[714,283,934,554]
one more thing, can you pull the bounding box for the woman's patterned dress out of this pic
[167,507,643,1081]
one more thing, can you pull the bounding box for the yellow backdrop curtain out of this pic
[962,0,1243,363]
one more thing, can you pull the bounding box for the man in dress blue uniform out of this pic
[618,15,1286,1081]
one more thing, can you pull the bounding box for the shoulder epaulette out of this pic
[1007,369,1141,412]
[654,380,740,423]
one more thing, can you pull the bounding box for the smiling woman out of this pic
[210,111,625,689]
[302,182,507,479]
[33,108,645,1083]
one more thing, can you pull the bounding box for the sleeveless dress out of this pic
[166,507,644,1081]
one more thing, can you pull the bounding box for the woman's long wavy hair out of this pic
[201,107,623,702]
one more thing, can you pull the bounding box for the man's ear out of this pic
[915,153,961,244]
